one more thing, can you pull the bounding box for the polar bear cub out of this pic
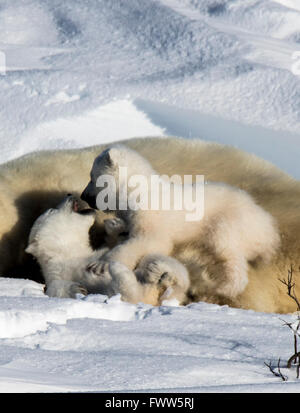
[25,195,190,304]
[81,145,281,299]
[103,216,190,304]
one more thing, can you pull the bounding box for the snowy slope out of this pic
[0,0,299,392]
[0,0,299,174]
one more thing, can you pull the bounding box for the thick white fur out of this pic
[84,145,280,299]
[26,196,190,304]
[1,136,300,313]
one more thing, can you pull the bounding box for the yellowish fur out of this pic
[0,136,299,312]
[25,196,189,304]
[82,145,280,301]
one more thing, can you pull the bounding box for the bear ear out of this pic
[107,146,124,166]
[106,147,119,166]
[106,149,113,166]
[100,148,114,166]
[98,146,122,167]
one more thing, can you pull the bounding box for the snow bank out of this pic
[0,0,299,168]
[135,99,300,179]
[0,279,139,339]
[0,278,299,392]
[11,100,164,161]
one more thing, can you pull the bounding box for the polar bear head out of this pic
[81,145,155,209]
[25,195,96,263]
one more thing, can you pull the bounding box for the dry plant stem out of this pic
[278,265,300,374]
[279,265,300,311]
[264,359,288,381]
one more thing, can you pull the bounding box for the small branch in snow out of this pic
[279,265,300,311]
[264,359,288,381]
[265,265,300,381]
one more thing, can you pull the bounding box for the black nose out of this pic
[81,189,97,209]
[80,189,87,202]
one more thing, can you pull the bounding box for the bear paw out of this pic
[69,283,88,297]
[86,261,110,277]
[45,280,88,299]
[143,260,171,284]
[159,271,176,287]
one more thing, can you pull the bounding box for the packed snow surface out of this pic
[0,278,299,393]
[0,0,299,392]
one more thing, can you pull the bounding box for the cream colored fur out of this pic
[26,196,190,304]
[82,145,280,300]
[0,136,299,312]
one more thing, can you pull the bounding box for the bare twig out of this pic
[264,359,288,381]
[265,265,300,381]
[279,265,300,311]
[287,352,300,368]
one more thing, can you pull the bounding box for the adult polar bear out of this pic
[0,136,299,313]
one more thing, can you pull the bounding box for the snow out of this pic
[12,100,164,160]
[0,0,299,392]
[0,278,299,393]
